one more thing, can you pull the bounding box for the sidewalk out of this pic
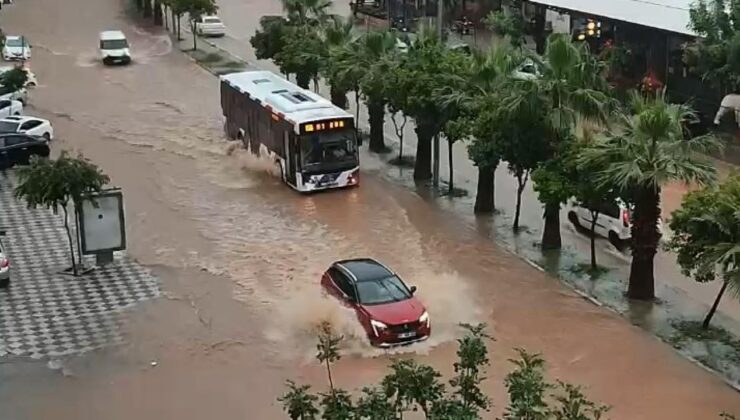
[0,171,160,360]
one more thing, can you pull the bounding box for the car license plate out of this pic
[398,331,416,339]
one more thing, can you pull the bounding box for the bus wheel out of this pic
[274,160,284,181]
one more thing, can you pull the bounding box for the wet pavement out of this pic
[0,0,739,419]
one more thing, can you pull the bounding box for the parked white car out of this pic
[0,85,27,104]
[0,66,37,87]
[0,100,22,118]
[195,15,226,37]
[567,198,664,250]
[0,115,53,140]
[2,36,31,61]
[99,30,131,65]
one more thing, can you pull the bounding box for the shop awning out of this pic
[529,0,696,36]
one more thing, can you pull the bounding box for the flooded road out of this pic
[1,0,739,418]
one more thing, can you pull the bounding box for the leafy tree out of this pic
[483,0,525,48]
[666,172,740,328]
[278,381,320,419]
[317,18,355,108]
[580,91,721,300]
[382,359,445,416]
[559,128,619,269]
[277,25,323,89]
[551,382,610,420]
[462,46,529,213]
[483,80,552,231]
[0,66,29,93]
[503,349,551,419]
[251,16,291,64]
[525,34,613,250]
[185,0,218,51]
[282,0,333,25]
[396,30,468,181]
[278,323,608,419]
[316,321,342,392]
[450,323,493,415]
[441,118,469,194]
[356,31,398,153]
[14,152,110,276]
[683,0,740,93]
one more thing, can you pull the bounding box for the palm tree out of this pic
[335,31,398,152]
[282,0,333,25]
[523,34,613,250]
[320,17,355,108]
[580,91,721,300]
[441,45,530,213]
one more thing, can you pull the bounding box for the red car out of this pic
[321,258,430,347]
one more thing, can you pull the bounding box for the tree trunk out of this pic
[413,124,434,181]
[399,133,404,161]
[513,171,528,231]
[191,22,198,50]
[143,0,152,17]
[702,280,728,329]
[589,212,598,269]
[330,85,347,109]
[474,165,495,213]
[153,0,163,25]
[541,202,562,250]
[171,10,177,34]
[296,72,311,89]
[448,140,454,195]
[627,186,661,300]
[513,186,523,231]
[62,205,78,276]
[177,15,182,40]
[135,0,143,11]
[163,5,169,30]
[367,100,386,152]
[74,205,83,268]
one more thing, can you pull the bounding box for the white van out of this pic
[567,198,664,250]
[99,30,131,65]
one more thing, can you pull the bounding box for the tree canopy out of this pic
[279,324,610,419]
[14,152,110,276]
[667,172,740,328]
[0,66,29,92]
[684,0,740,92]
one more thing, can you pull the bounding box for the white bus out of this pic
[220,71,359,192]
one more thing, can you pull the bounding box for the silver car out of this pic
[0,231,9,288]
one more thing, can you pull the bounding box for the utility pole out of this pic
[432,0,443,189]
[436,0,443,39]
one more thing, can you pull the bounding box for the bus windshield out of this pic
[300,129,357,170]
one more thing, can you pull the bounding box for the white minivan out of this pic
[99,30,131,65]
[567,198,664,250]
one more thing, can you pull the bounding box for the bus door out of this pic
[283,132,297,185]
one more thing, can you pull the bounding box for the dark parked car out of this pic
[0,132,49,169]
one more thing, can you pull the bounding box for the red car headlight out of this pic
[370,319,387,336]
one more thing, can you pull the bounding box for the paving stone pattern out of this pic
[0,171,160,359]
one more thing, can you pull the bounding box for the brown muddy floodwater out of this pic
[0,0,739,419]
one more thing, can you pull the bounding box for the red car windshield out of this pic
[356,276,411,305]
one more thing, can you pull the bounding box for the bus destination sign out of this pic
[300,118,353,134]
